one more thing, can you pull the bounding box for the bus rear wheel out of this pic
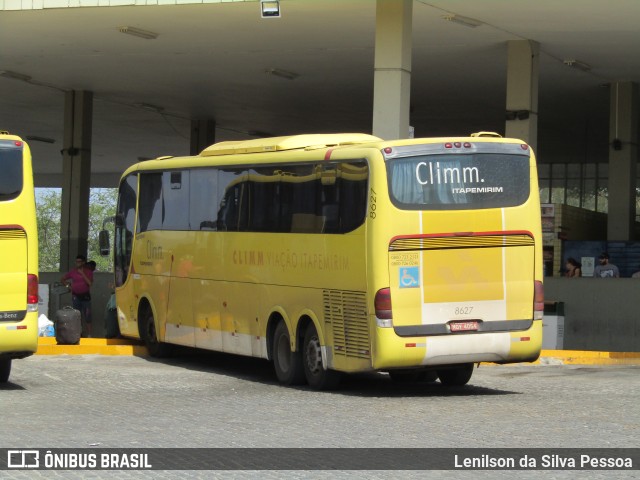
[437,363,474,386]
[0,358,11,383]
[272,321,305,385]
[141,308,171,358]
[303,323,341,390]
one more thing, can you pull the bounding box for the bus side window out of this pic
[278,181,293,232]
[138,173,163,232]
[339,177,367,232]
[322,203,339,233]
[189,168,218,231]
[115,173,138,286]
[217,168,252,232]
[249,178,279,232]
[218,184,242,231]
[163,170,189,230]
[237,183,250,232]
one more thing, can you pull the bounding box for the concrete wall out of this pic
[545,277,640,352]
[40,271,113,337]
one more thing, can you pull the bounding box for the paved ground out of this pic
[1,351,638,479]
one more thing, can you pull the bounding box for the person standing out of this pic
[61,254,94,337]
[593,253,620,279]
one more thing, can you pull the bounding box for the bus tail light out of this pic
[375,288,393,327]
[27,274,39,311]
[534,280,544,320]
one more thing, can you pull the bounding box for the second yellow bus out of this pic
[0,131,39,383]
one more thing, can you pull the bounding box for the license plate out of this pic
[449,321,479,332]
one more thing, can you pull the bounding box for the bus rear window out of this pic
[387,153,530,210]
[0,146,23,201]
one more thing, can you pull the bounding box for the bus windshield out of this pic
[387,152,530,210]
[0,144,24,201]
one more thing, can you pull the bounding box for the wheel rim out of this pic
[304,333,322,376]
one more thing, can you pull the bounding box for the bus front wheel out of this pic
[272,322,305,385]
[437,363,474,386]
[0,358,11,383]
[141,309,171,358]
[303,323,341,390]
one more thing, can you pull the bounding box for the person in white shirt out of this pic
[593,253,620,278]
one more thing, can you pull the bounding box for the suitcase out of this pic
[55,306,82,345]
[104,297,120,339]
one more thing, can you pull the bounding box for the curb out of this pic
[36,337,148,356]
[533,350,640,366]
[35,338,640,365]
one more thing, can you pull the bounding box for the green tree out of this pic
[88,188,117,272]
[36,189,63,272]
[36,188,117,272]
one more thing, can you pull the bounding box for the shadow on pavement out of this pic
[141,347,519,398]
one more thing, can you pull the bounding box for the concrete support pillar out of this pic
[190,119,216,155]
[607,81,638,241]
[60,90,93,272]
[372,0,412,140]
[505,40,539,152]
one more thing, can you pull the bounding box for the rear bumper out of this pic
[394,319,534,337]
[372,318,542,370]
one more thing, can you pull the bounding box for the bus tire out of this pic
[303,323,341,390]
[141,308,172,358]
[0,358,11,383]
[437,363,474,386]
[272,321,305,385]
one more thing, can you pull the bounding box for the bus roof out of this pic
[123,131,532,177]
[200,133,382,157]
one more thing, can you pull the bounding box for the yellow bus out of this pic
[103,132,543,389]
[0,131,39,383]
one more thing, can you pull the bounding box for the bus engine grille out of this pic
[323,290,370,359]
[389,233,534,251]
[0,228,26,241]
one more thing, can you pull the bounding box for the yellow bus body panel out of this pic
[0,133,38,357]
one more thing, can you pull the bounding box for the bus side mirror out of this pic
[99,230,110,256]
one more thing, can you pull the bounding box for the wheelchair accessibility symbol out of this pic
[399,267,420,288]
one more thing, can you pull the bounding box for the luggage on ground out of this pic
[55,306,82,345]
[104,294,120,339]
